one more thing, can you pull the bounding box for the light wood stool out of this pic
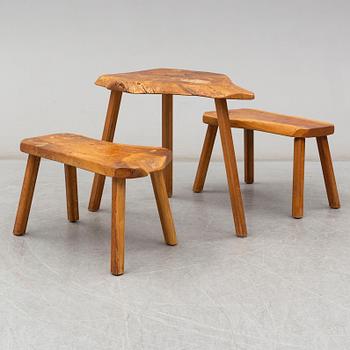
[193,108,340,218]
[13,133,177,275]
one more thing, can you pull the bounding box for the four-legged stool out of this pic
[194,108,340,218]
[13,133,177,275]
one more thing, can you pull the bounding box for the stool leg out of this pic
[13,155,41,235]
[193,124,218,193]
[292,137,305,218]
[89,91,122,212]
[151,171,177,246]
[111,178,126,276]
[316,136,340,208]
[64,165,79,222]
[244,129,254,184]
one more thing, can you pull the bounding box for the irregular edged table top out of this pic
[203,108,334,137]
[21,134,171,178]
[95,68,255,100]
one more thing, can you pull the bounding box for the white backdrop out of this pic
[1,0,349,160]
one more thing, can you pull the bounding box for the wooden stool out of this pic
[193,108,340,218]
[13,133,177,275]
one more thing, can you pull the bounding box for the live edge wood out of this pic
[203,109,334,138]
[93,68,254,238]
[95,68,254,100]
[20,133,171,179]
[89,90,122,212]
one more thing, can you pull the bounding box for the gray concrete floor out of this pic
[0,160,349,350]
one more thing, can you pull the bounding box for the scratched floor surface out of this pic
[0,160,349,350]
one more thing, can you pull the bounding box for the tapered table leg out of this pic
[89,91,122,211]
[162,94,173,197]
[215,98,247,237]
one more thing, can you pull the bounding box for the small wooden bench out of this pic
[193,108,340,218]
[13,133,177,275]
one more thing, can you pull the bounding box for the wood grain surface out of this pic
[95,68,254,100]
[21,133,171,179]
[203,108,334,137]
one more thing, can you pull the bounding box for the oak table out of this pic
[89,68,254,237]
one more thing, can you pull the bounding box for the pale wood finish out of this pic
[244,130,254,184]
[215,99,247,237]
[192,125,218,193]
[21,134,171,179]
[64,165,79,222]
[317,136,340,209]
[96,68,254,100]
[292,138,305,218]
[203,109,334,138]
[13,155,41,235]
[89,90,122,211]
[162,94,173,197]
[151,171,177,246]
[111,178,126,276]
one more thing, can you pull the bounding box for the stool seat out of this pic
[203,108,334,137]
[21,133,171,178]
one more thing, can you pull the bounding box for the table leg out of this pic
[215,98,247,237]
[162,94,173,197]
[89,91,122,211]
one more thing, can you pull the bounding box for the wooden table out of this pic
[88,68,254,237]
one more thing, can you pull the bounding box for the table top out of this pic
[95,68,254,100]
